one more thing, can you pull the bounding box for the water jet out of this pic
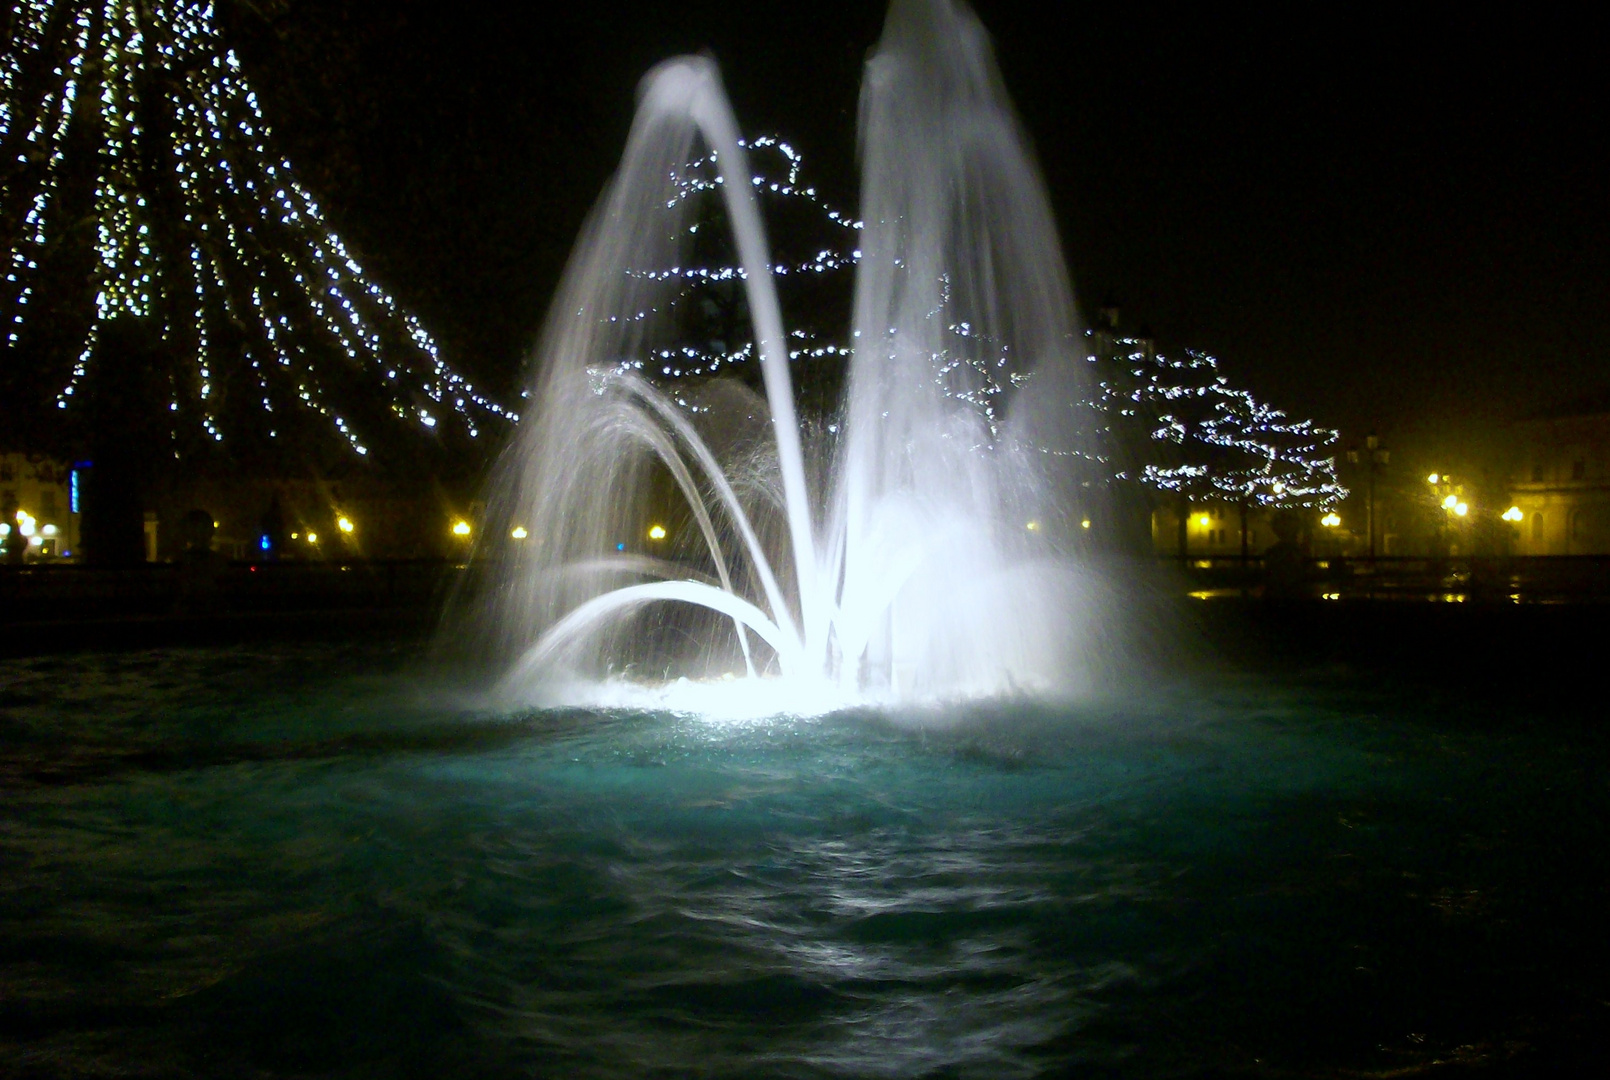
[481,0,1098,709]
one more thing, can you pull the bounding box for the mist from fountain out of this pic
[480,0,1099,710]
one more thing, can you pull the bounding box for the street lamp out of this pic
[1346,434,1390,559]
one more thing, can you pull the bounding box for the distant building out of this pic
[1507,405,1610,555]
[1151,501,1276,556]
[0,452,77,561]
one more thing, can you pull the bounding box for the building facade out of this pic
[1507,409,1610,555]
[0,452,76,560]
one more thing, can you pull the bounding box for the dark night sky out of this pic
[235,1,1610,471]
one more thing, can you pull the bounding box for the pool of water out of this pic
[1,644,1605,1077]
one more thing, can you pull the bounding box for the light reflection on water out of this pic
[0,644,1604,1078]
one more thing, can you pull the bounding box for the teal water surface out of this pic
[1,644,1604,1077]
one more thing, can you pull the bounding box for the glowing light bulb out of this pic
[452,521,472,537]
[647,524,667,541]
[1502,506,1524,522]
[1442,495,1458,510]
[337,516,354,533]
[1321,512,1341,527]
[1454,502,1468,517]
[510,526,528,540]
[1080,519,1091,529]
[1025,520,1040,532]
[306,532,318,543]
[1197,515,1211,528]
[1427,473,1440,485]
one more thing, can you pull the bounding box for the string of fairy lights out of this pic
[602,137,861,396]
[1094,337,1346,509]
[4,5,1342,505]
[605,142,1343,508]
[1,0,513,457]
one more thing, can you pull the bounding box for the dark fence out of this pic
[5,554,1610,622]
[0,558,480,621]
[1165,553,1610,602]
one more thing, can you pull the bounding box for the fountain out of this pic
[480,0,1100,708]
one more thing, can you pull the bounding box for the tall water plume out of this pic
[476,0,1099,707]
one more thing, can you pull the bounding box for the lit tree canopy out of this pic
[1,0,512,459]
[1096,336,1346,509]
[571,137,1340,514]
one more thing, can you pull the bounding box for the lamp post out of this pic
[1346,434,1390,559]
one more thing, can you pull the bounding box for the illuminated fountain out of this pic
[482,0,1097,708]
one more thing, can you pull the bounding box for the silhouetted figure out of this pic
[1262,509,1309,599]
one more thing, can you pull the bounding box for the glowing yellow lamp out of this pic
[306,532,318,544]
[511,526,529,540]
[1428,473,1440,485]
[1502,506,1524,522]
[452,520,472,537]
[1442,494,1458,510]
[647,524,667,541]
[1080,519,1091,530]
[1454,502,1468,517]
[1197,515,1211,528]
[1025,520,1040,532]
[337,516,354,534]
[1321,512,1341,527]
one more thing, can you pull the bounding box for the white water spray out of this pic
[480,0,1099,709]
